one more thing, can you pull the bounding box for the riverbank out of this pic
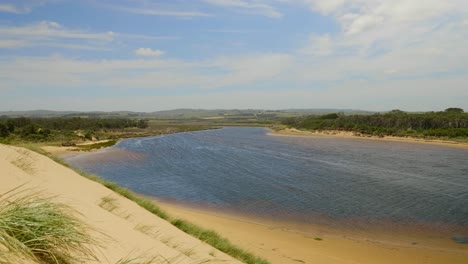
[155,200,468,264]
[0,143,244,263]
[270,128,468,149]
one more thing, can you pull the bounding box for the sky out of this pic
[0,0,467,112]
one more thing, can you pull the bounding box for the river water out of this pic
[67,127,468,235]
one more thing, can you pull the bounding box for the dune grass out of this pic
[0,188,99,264]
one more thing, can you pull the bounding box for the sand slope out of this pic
[0,144,241,264]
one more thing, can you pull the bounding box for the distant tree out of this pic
[320,113,340,119]
[389,109,405,114]
[84,131,94,140]
[445,108,464,113]
[0,123,9,137]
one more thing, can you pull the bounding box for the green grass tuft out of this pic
[171,219,269,264]
[0,188,100,264]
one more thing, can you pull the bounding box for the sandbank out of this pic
[269,128,468,149]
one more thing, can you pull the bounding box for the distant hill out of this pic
[0,110,79,117]
[281,109,375,115]
[0,108,375,118]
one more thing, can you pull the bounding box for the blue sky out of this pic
[1,0,467,111]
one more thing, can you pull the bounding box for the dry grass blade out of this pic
[0,188,101,264]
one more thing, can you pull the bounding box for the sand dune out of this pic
[0,144,240,264]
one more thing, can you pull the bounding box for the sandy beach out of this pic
[269,128,468,149]
[0,143,240,263]
[155,200,468,264]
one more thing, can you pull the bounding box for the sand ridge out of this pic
[0,144,241,264]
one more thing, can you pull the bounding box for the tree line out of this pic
[0,117,149,141]
[282,108,468,138]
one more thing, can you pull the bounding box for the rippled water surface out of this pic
[68,127,468,232]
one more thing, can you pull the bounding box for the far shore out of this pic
[269,128,468,149]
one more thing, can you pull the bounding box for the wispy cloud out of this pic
[0,3,23,14]
[0,21,114,50]
[203,0,282,18]
[204,29,256,33]
[0,39,27,48]
[113,6,212,18]
[0,21,114,41]
[0,0,58,14]
[135,48,165,57]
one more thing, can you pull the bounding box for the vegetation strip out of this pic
[282,108,468,140]
[172,219,269,264]
[19,145,269,264]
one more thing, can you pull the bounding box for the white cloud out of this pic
[301,0,468,37]
[0,3,23,13]
[300,34,334,56]
[0,21,115,50]
[135,48,165,57]
[0,21,114,41]
[118,7,212,18]
[203,0,282,18]
[0,0,58,14]
[302,0,345,15]
[0,40,26,48]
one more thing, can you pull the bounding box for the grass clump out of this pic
[171,219,269,264]
[0,188,99,264]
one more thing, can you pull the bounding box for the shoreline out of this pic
[269,128,468,149]
[154,199,468,264]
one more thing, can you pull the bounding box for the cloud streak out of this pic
[203,0,282,18]
[0,0,58,14]
[135,48,165,57]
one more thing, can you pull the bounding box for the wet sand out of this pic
[155,199,468,264]
[270,128,468,149]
